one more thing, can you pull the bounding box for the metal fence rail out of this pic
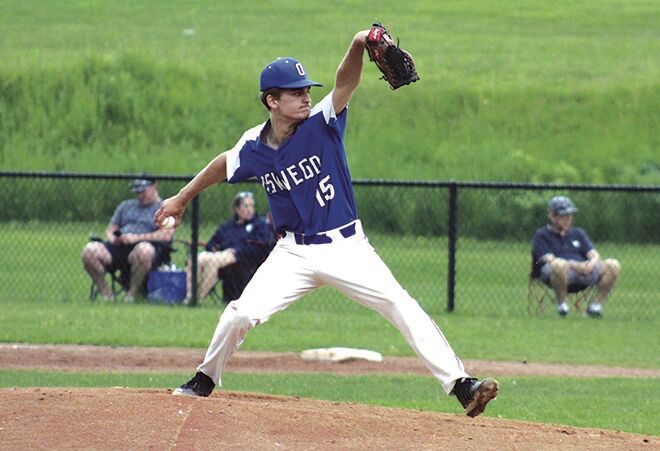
[1,171,658,319]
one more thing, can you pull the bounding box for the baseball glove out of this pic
[365,22,419,90]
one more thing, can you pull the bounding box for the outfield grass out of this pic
[1,1,657,437]
[1,300,658,369]
[1,221,658,368]
[4,220,659,317]
[1,223,657,438]
[1,0,658,183]
[1,370,657,436]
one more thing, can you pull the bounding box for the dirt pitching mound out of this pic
[1,388,655,450]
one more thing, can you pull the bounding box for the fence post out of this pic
[447,183,458,312]
[189,195,200,307]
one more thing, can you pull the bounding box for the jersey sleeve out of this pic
[226,124,264,183]
[311,92,349,139]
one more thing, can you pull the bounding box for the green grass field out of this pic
[0,371,657,435]
[1,299,658,368]
[1,0,658,437]
[1,0,658,183]
[214,374,660,435]
[2,220,657,317]
[1,225,658,436]
[1,221,658,369]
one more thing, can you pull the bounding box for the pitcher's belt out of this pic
[282,220,359,245]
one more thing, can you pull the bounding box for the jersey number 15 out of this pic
[315,175,335,207]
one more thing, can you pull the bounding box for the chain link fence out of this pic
[1,172,658,320]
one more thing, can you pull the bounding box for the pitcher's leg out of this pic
[322,240,469,394]
[196,300,253,385]
[196,243,319,387]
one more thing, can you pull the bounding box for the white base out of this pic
[300,347,383,363]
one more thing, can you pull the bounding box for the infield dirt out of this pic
[0,344,657,450]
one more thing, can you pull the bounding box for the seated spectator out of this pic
[531,195,621,317]
[188,191,274,303]
[81,178,175,302]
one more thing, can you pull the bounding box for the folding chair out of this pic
[89,268,128,301]
[88,240,176,302]
[196,214,276,305]
[208,264,257,304]
[527,257,597,315]
[205,242,274,304]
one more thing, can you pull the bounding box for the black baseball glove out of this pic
[365,22,419,90]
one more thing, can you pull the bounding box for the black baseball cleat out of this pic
[172,371,215,397]
[453,377,499,417]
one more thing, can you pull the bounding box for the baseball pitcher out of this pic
[155,24,498,417]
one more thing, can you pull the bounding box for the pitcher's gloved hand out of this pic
[365,22,419,90]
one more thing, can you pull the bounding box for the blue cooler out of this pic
[147,270,187,304]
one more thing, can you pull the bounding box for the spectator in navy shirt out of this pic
[187,191,274,303]
[531,196,621,317]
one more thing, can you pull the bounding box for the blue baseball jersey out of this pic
[225,93,358,235]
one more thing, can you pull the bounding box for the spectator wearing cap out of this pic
[531,196,621,317]
[187,191,274,304]
[81,178,175,302]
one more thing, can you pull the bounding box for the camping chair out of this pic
[527,256,597,315]
[205,239,275,304]
[88,239,176,301]
[196,212,277,305]
[89,268,127,301]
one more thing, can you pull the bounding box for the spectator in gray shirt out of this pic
[82,178,175,302]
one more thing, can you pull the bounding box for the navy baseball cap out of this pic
[548,196,578,215]
[259,57,323,91]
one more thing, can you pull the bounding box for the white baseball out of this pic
[161,216,176,229]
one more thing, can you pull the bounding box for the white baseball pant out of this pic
[197,220,470,394]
